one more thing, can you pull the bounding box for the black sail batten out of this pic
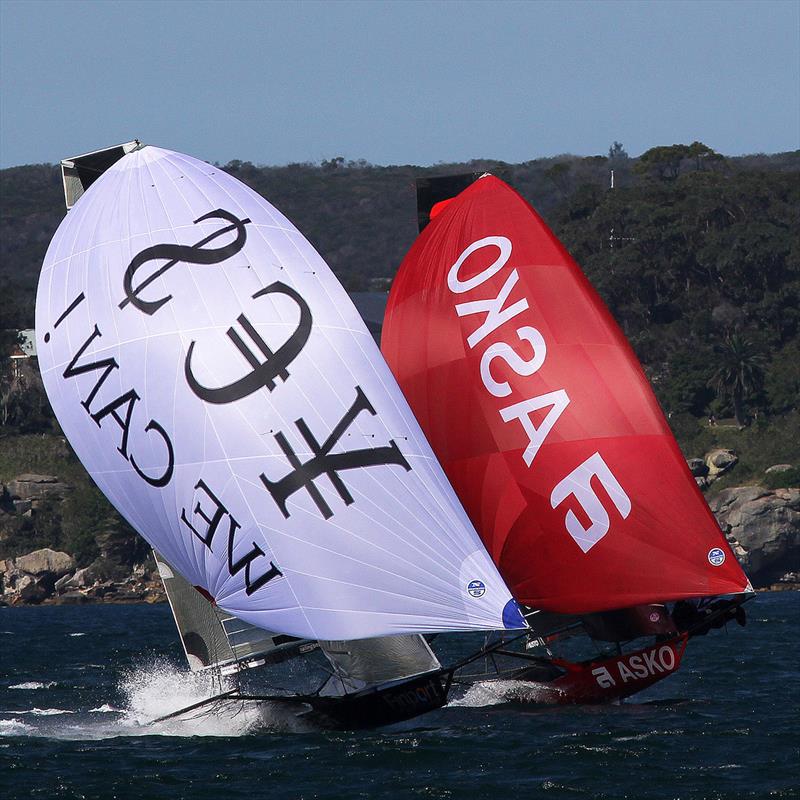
[415,173,483,232]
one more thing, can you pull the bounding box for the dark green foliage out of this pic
[58,483,110,566]
[551,150,798,439]
[764,340,800,414]
[0,491,100,566]
[634,142,726,181]
[764,466,800,490]
[0,143,797,564]
[0,435,135,567]
[708,334,768,426]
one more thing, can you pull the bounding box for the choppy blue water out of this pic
[0,593,796,800]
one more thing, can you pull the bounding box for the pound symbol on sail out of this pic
[119,208,251,316]
[260,385,412,520]
[185,282,313,404]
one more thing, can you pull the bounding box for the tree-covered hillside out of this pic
[1,142,798,579]
[3,142,797,421]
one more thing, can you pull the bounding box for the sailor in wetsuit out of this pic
[671,599,747,637]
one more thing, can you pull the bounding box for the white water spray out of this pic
[449,679,566,707]
[0,658,309,739]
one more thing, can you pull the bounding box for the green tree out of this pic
[634,141,723,181]
[608,141,628,161]
[708,334,767,426]
[764,340,800,414]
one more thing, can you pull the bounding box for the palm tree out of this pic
[708,334,766,427]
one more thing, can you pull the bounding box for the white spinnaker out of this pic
[35,146,520,641]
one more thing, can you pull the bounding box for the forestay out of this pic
[382,175,750,614]
[36,146,522,641]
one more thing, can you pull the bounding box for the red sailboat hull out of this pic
[504,635,688,705]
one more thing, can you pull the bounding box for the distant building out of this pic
[7,330,37,381]
[2,296,385,386]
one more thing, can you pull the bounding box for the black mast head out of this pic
[415,172,483,233]
[61,140,142,210]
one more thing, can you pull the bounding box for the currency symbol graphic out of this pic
[260,385,411,519]
[119,208,250,315]
[184,281,313,404]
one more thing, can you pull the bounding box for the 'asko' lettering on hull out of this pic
[591,643,680,689]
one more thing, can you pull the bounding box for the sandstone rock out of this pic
[706,448,738,478]
[110,589,146,602]
[12,499,32,514]
[17,574,48,603]
[7,474,69,502]
[10,473,59,485]
[55,591,95,605]
[14,548,76,577]
[709,485,800,586]
[69,565,99,589]
[0,550,166,606]
[765,464,793,474]
[87,580,117,599]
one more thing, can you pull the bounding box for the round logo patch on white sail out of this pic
[707,547,726,567]
[467,580,486,598]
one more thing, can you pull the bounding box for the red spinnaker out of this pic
[382,176,749,614]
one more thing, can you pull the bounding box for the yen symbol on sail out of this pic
[260,385,411,520]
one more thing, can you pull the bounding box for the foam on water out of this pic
[9,681,57,690]
[10,708,75,716]
[0,658,301,739]
[0,719,35,736]
[449,679,566,707]
[88,704,120,713]
[118,657,268,736]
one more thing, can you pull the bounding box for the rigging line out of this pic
[444,632,530,674]
[148,688,240,725]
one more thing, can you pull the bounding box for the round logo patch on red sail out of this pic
[708,547,726,567]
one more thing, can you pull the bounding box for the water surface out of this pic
[1,593,796,799]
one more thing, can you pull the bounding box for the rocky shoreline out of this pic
[0,547,166,606]
[0,472,166,607]
[1,462,798,607]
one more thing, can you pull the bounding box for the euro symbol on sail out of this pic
[184,282,313,404]
[119,209,251,316]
